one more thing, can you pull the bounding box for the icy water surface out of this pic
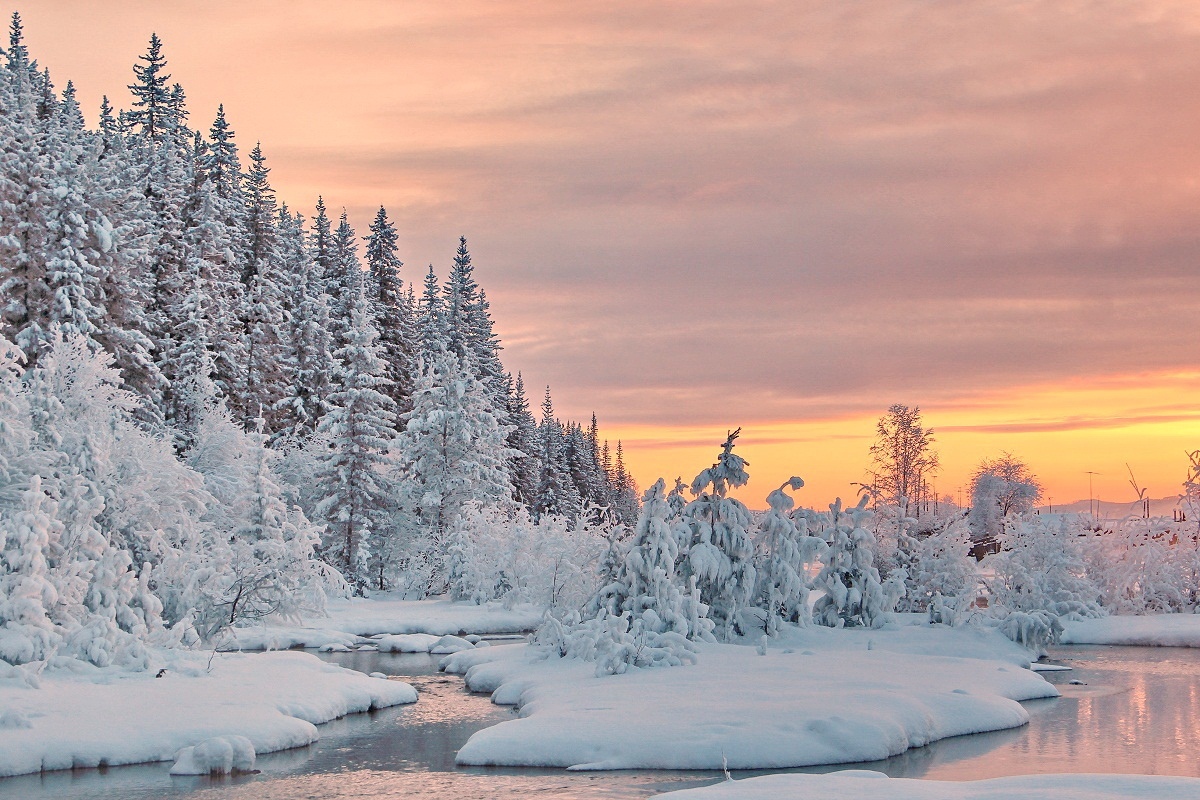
[2,644,1199,799]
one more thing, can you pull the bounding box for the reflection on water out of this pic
[2,644,1200,799]
[793,645,1200,781]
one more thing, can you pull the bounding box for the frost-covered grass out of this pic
[0,649,416,778]
[442,623,1056,770]
[222,595,542,650]
[1061,614,1200,647]
[655,771,1200,800]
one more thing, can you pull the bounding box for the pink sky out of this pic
[17,1,1200,505]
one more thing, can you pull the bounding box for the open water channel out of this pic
[2,644,1199,800]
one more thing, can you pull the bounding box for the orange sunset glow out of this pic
[19,0,1200,506]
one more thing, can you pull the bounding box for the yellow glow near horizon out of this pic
[609,370,1200,510]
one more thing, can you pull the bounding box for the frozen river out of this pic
[3,644,1199,799]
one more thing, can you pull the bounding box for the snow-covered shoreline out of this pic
[0,649,416,779]
[1061,614,1200,647]
[441,624,1057,771]
[221,596,542,651]
[653,771,1200,799]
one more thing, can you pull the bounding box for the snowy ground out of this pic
[655,771,1200,799]
[1061,614,1200,647]
[0,649,416,778]
[442,623,1057,770]
[223,595,542,650]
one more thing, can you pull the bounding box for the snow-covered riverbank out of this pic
[0,650,416,778]
[222,596,542,651]
[1061,614,1200,647]
[442,623,1057,770]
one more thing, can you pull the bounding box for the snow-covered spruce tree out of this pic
[185,407,324,641]
[393,350,513,593]
[273,206,334,443]
[589,477,714,640]
[533,387,582,521]
[313,287,397,592]
[809,495,900,629]
[609,440,641,525]
[236,143,287,431]
[987,514,1104,620]
[504,372,541,507]
[189,105,249,409]
[325,210,363,360]
[675,429,756,640]
[442,237,506,402]
[415,263,446,361]
[753,477,827,635]
[364,206,416,416]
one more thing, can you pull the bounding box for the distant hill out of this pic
[1036,496,1183,519]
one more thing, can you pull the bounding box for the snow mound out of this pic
[377,633,442,653]
[655,771,1200,800]
[431,635,476,654]
[169,735,255,775]
[444,635,1057,770]
[0,650,417,778]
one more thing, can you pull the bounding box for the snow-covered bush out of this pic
[446,503,609,610]
[987,515,1104,620]
[809,495,901,629]
[1084,516,1199,614]
[186,408,327,642]
[534,610,699,676]
[905,517,979,615]
[753,477,826,634]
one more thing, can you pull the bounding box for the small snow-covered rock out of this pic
[377,633,441,653]
[170,735,256,775]
[464,634,482,644]
[318,643,352,653]
[369,672,388,679]
[430,635,475,654]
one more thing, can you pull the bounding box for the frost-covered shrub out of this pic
[186,408,327,642]
[809,496,900,629]
[446,503,608,610]
[987,515,1104,620]
[534,610,699,676]
[907,517,979,614]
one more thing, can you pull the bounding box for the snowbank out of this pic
[0,650,416,778]
[443,627,1057,770]
[655,771,1200,800]
[1061,614,1200,647]
[322,596,541,636]
[223,596,541,650]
